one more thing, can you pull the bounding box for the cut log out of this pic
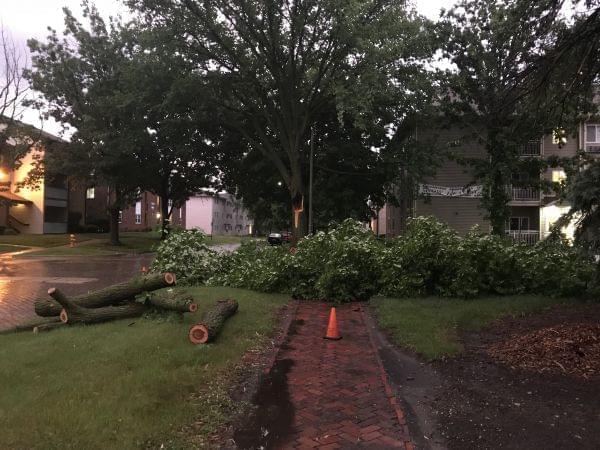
[144,290,198,313]
[49,287,149,325]
[35,272,176,317]
[33,322,67,333]
[0,317,62,335]
[188,299,238,344]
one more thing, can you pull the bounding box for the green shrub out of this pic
[291,219,383,301]
[380,217,460,297]
[151,229,218,284]
[211,219,383,302]
[209,241,294,293]
[520,236,596,297]
[158,217,597,301]
[448,229,527,297]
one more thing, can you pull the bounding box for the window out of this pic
[509,217,529,231]
[86,187,95,199]
[118,210,123,224]
[585,124,599,143]
[135,201,142,224]
[585,124,600,153]
[552,170,566,183]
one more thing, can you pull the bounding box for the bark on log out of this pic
[144,290,197,313]
[188,299,238,344]
[33,322,67,333]
[35,272,176,317]
[0,317,62,335]
[49,288,149,325]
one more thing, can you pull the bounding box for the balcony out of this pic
[506,230,539,245]
[510,186,540,203]
[518,140,542,156]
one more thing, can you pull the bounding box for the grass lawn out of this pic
[0,233,96,248]
[206,235,254,245]
[0,244,29,254]
[0,286,289,449]
[11,232,252,257]
[19,231,162,257]
[371,295,578,360]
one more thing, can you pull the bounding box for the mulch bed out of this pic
[488,323,600,379]
[429,303,600,449]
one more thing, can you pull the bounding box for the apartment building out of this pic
[377,122,598,243]
[71,186,185,232]
[0,123,69,234]
[185,192,253,236]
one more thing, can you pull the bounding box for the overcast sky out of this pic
[0,0,452,135]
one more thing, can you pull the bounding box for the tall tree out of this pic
[129,0,430,241]
[438,0,591,235]
[113,30,219,238]
[26,4,145,245]
[0,26,33,174]
[27,3,217,242]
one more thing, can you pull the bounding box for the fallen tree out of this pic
[188,299,239,344]
[0,317,62,335]
[35,272,176,317]
[143,289,198,313]
[49,287,150,325]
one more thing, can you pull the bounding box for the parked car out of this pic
[267,231,292,245]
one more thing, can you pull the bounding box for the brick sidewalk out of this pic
[277,302,412,449]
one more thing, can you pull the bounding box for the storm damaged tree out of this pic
[129,0,430,242]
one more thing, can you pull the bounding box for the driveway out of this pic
[0,253,153,332]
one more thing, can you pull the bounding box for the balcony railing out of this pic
[519,140,542,156]
[506,230,540,245]
[510,186,540,202]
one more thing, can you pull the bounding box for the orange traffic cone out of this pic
[324,307,342,340]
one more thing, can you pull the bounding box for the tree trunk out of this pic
[0,317,62,334]
[188,299,238,344]
[160,194,170,240]
[33,322,67,333]
[143,289,197,313]
[35,272,176,317]
[49,287,149,325]
[109,206,121,246]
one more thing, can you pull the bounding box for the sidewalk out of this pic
[276,302,412,449]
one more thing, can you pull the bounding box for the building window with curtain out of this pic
[135,201,142,224]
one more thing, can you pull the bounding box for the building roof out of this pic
[0,190,33,204]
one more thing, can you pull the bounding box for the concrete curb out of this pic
[361,306,415,450]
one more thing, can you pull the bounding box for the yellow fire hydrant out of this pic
[69,234,76,247]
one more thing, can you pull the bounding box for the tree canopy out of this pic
[128,0,434,240]
[26,2,217,242]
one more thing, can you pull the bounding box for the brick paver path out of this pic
[278,302,412,449]
[0,254,153,331]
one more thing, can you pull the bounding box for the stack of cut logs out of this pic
[7,272,240,345]
[26,272,197,333]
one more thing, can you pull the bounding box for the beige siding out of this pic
[414,197,489,236]
[419,125,485,187]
